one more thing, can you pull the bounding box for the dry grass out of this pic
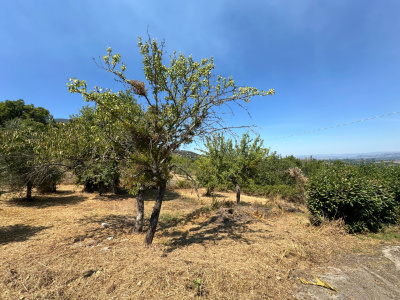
[0,184,396,299]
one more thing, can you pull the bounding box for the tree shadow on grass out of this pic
[75,214,137,242]
[160,206,272,253]
[50,190,76,196]
[0,224,52,245]
[203,192,228,199]
[144,189,181,202]
[98,189,181,202]
[7,195,87,208]
[98,193,134,201]
[163,222,266,253]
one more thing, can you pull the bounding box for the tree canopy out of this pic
[197,133,268,202]
[0,99,50,126]
[67,36,274,244]
[0,108,60,199]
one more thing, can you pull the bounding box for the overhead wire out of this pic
[266,110,400,141]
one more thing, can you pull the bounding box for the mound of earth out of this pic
[206,205,271,226]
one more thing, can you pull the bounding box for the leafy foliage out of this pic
[307,161,399,232]
[38,105,126,194]
[196,140,318,202]
[66,36,274,244]
[0,114,62,199]
[196,133,268,201]
[0,99,50,126]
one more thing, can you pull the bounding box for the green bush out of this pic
[263,184,301,202]
[176,179,193,189]
[307,163,398,233]
[241,182,302,202]
[381,164,400,204]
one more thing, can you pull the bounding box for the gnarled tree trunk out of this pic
[135,184,145,232]
[144,182,166,245]
[26,181,33,201]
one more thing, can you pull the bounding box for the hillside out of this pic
[176,150,200,160]
[54,118,69,123]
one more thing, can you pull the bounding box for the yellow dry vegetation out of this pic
[0,184,392,299]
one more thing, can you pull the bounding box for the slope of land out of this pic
[1,185,399,299]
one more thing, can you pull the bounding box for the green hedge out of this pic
[307,162,399,233]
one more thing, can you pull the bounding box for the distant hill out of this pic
[176,150,200,160]
[297,151,400,162]
[54,118,69,123]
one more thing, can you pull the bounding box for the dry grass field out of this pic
[1,184,398,299]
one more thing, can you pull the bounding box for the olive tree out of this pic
[67,36,274,244]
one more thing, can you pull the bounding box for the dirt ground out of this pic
[1,184,399,299]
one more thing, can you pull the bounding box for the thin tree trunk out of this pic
[231,178,240,204]
[26,181,33,201]
[112,177,119,194]
[51,181,57,193]
[235,183,241,204]
[135,184,145,233]
[98,181,104,196]
[144,183,166,245]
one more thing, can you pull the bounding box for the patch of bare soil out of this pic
[1,185,399,299]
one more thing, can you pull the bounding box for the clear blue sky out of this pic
[1,0,399,156]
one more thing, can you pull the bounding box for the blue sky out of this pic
[1,0,399,156]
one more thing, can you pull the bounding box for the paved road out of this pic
[296,246,400,299]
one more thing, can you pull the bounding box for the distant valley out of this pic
[52,118,400,163]
[297,151,400,162]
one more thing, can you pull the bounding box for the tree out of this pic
[0,100,58,199]
[0,117,61,200]
[197,133,268,203]
[67,36,274,244]
[0,99,50,126]
[39,104,129,194]
[196,134,230,196]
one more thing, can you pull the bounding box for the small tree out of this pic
[39,105,128,194]
[67,36,274,244]
[196,134,231,196]
[0,100,63,199]
[197,133,268,203]
[0,118,61,199]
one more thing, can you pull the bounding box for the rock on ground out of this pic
[295,246,400,299]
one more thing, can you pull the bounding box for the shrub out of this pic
[307,163,398,233]
[176,179,193,189]
[381,164,400,204]
[36,167,64,193]
[263,184,301,202]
